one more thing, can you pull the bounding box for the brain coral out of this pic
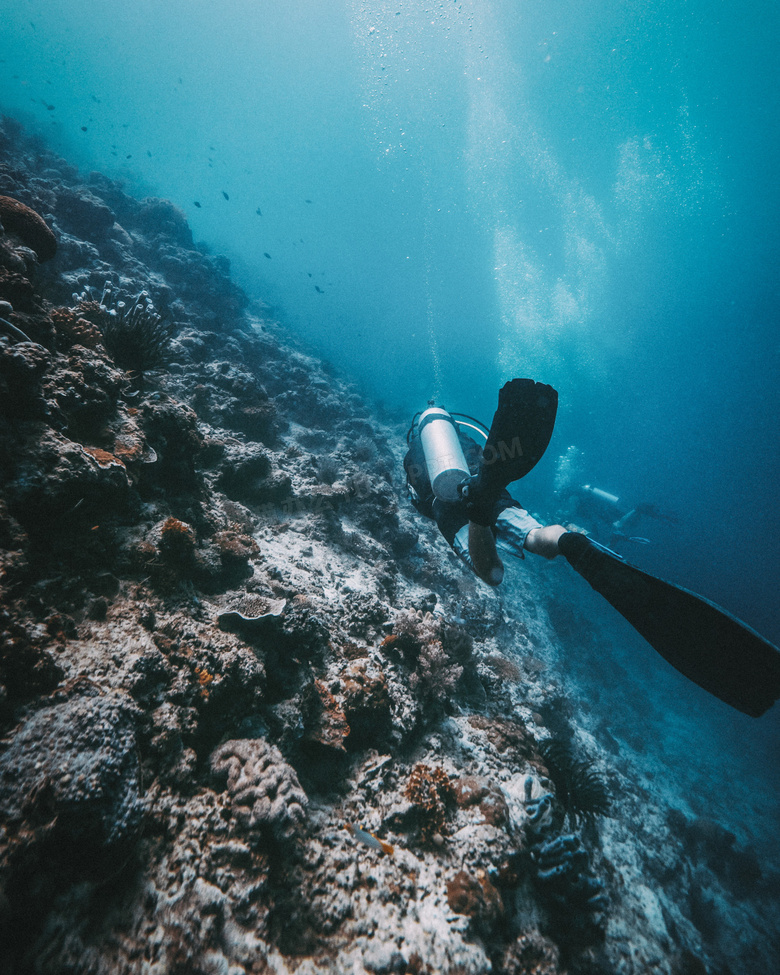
[210,738,307,841]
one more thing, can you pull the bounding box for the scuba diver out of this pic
[561,484,679,553]
[404,379,780,719]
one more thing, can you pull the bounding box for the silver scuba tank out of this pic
[582,484,620,508]
[418,406,470,502]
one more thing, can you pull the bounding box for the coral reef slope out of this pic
[1,116,777,975]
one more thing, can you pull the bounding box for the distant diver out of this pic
[561,484,678,552]
[404,379,780,718]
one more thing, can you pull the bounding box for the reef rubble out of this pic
[0,116,778,975]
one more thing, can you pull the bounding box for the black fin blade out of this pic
[559,531,780,718]
[480,379,558,492]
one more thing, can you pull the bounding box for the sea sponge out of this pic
[0,195,57,261]
[210,738,308,841]
[530,831,607,915]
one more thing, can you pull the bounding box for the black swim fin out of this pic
[462,379,558,525]
[558,531,780,718]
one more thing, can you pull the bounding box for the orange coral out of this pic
[195,665,214,699]
[50,307,104,350]
[404,763,454,844]
[81,446,126,470]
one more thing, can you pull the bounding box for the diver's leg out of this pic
[492,507,567,561]
[494,506,542,559]
[468,522,504,586]
[524,524,566,560]
[452,522,504,586]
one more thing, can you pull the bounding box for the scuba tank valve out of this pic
[418,406,470,502]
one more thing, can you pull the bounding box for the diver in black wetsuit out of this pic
[404,386,566,587]
[560,484,678,553]
[404,378,780,718]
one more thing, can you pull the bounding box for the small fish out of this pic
[256,207,262,216]
[344,823,394,856]
[193,201,201,208]
[305,199,312,203]
[264,252,271,259]
[147,150,152,157]
[315,285,324,293]
[222,190,229,200]
[80,126,87,132]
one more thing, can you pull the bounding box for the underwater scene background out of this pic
[2,1,779,972]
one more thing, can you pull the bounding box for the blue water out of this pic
[3,0,778,824]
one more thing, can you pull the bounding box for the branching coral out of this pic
[390,610,468,706]
[404,762,453,844]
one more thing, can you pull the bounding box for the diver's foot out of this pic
[468,521,504,586]
[524,524,567,560]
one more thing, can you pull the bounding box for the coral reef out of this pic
[447,867,504,930]
[390,608,474,710]
[0,115,777,975]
